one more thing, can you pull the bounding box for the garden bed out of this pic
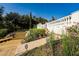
[24,28,48,43]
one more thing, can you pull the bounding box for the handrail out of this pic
[0,37,13,42]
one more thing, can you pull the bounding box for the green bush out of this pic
[21,26,79,56]
[24,28,47,43]
[61,26,79,56]
[49,25,79,56]
[47,32,62,56]
[46,25,79,56]
[0,29,8,38]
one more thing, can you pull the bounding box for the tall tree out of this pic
[52,16,56,21]
[29,12,32,29]
[5,12,21,31]
[50,16,56,22]
[37,17,48,24]
[0,6,4,16]
[0,6,4,28]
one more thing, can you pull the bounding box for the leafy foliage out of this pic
[0,6,48,38]
[2,12,48,30]
[46,25,79,56]
[0,29,8,38]
[47,32,62,56]
[0,6,48,31]
[0,6,4,29]
[24,28,47,43]
[49,16,56,22]
[61,26,79,56]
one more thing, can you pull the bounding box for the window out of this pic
[67,17,68,21]
[66,17,68,25]
[69,16,71,19]
[65,19,66,21]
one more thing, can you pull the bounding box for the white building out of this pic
[37,10,79,35]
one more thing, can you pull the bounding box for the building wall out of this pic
[37,10,79,35]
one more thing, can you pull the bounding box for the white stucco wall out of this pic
[37,10,79,35]
[71,11,79,25]
[37,23,43,29]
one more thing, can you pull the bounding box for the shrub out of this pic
[24,28,47,43]
[0,29,8,38]
[21,25,79,56]
[61,26,79,56]
[47,32,62,56]
[61,34,79,56]
[47,25,79,56]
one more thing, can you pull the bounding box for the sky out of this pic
[0,3,79,20]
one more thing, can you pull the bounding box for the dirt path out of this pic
[0,32,26,56]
